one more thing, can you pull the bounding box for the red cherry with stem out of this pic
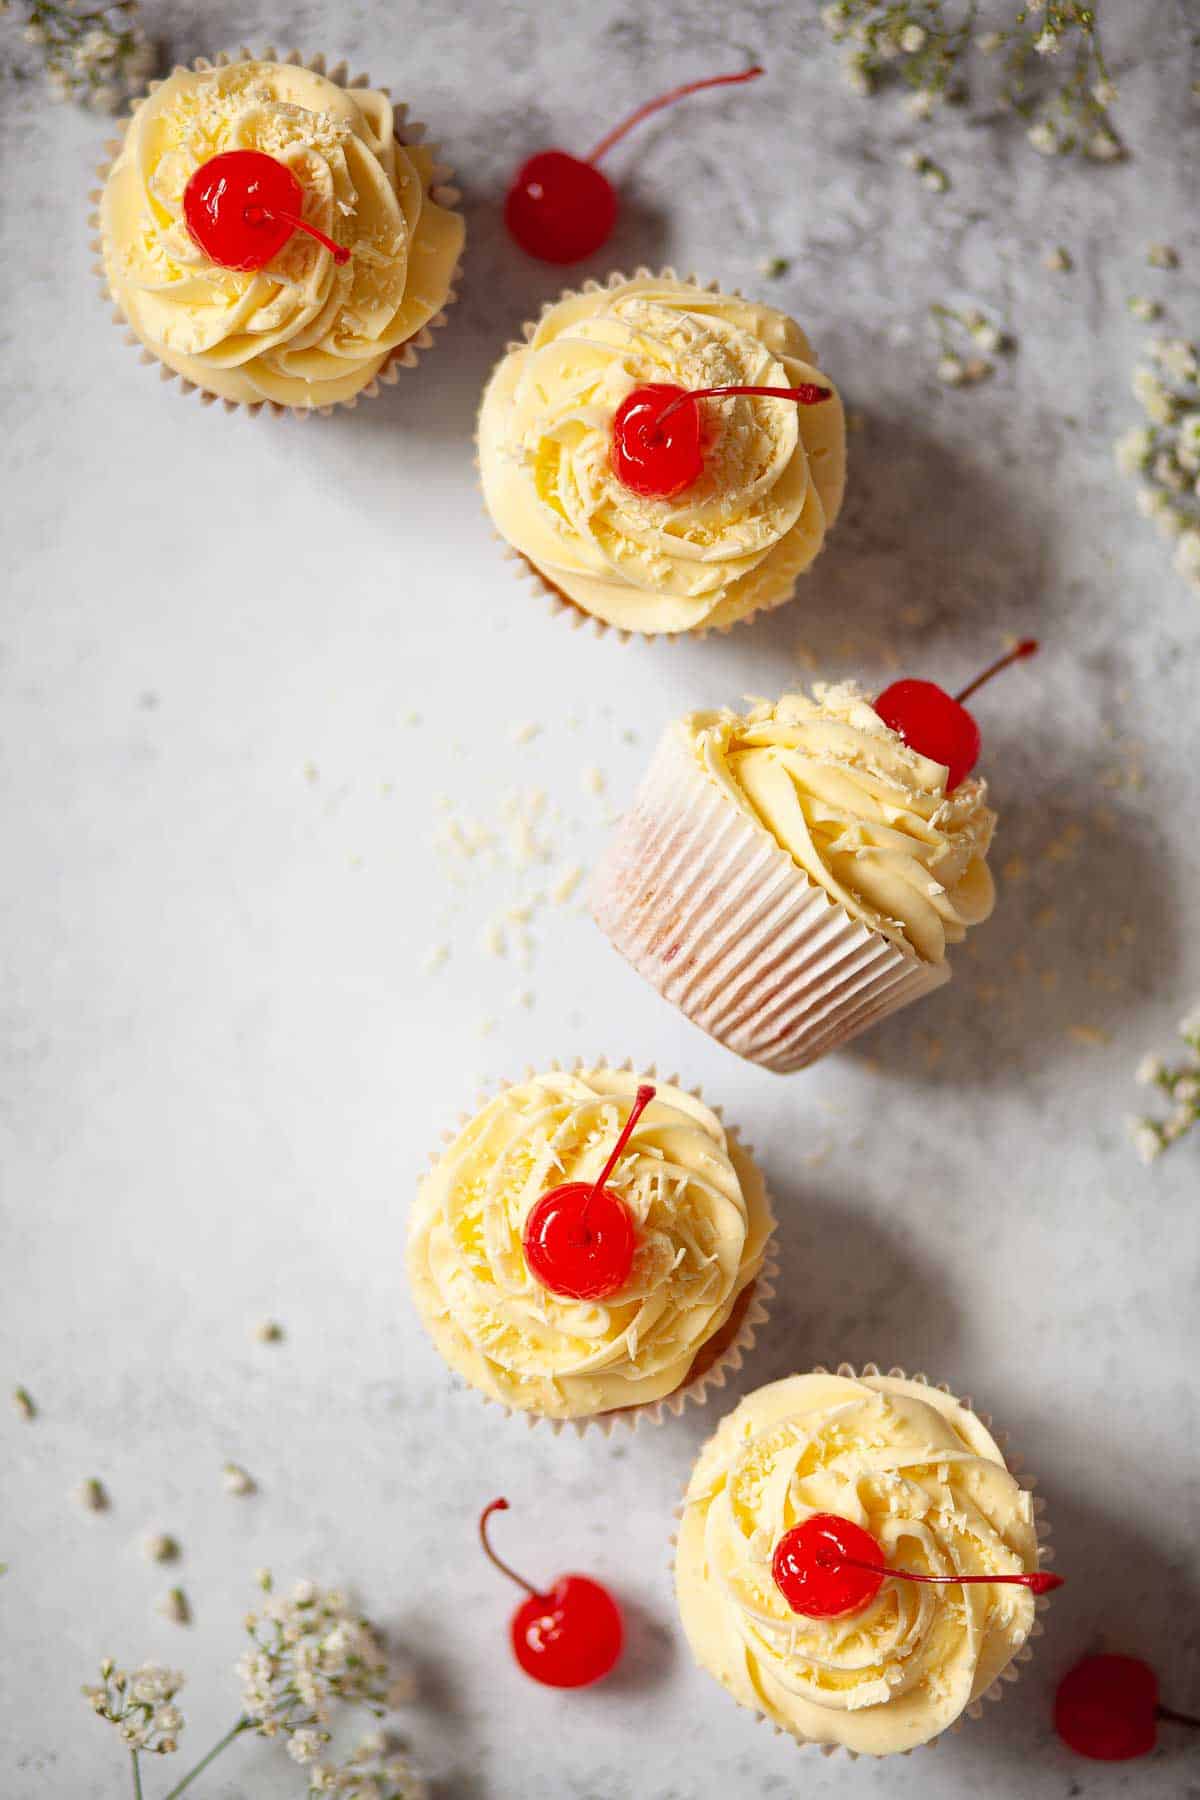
[772,1515,887,1619]
[522,1084,654,1301]
[874,638,1040,793]
[479,1498,624,1688]
[505,66,764,263]
[611,382,833,500]
[183,150,351,272]
[772,1512,1063,1620]
[1055,1654,1200,1761]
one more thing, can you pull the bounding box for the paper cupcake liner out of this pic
[591,723,949,1073]
[480,267,829,643]
[414,1055,777,1438]
[670,1360,1053,1760]
[88,48,463,418]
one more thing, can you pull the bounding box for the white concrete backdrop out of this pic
[2,2,1198,1795]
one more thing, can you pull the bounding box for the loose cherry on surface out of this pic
[772,1512,1064,1620]
[610,382,833,500]
[521,1082,655,1302]
[874,638,1040,793]
[183,149,351,272]
[479,1498,624,1689]
[1054,1654,1200,1762]
[504,66,764,264]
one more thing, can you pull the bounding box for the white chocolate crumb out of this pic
[222,1462,256,1497]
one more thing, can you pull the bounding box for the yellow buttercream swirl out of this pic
[676,1372,1041,1756]
[478,277,845,633]
[687,684,996,962]
[407,1069,772,1420]
[100,58,464,408]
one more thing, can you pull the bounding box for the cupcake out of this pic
[407,1067,773,1426]
[477,273,845,635]
[95,53,464,412]
[675,1368,1050,1757]
[591,683,997,1072]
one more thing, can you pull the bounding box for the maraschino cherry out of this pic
[522,1082,655,1301]
[183,149,351,272]
[1054,1653,1200,1761]
[505,66,764,264]
[874,638,1040,793]
[772,1512,1064,1620]
[479,1498,624,1688]
[611,382,833,499]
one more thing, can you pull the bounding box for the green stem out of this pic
[161,1719,252,1800]
[131,1751,143,1800]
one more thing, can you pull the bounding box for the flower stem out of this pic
[130,1751,143,1800]
[161,1719,252,1800]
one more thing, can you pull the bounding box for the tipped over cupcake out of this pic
[592,649,1037,1071]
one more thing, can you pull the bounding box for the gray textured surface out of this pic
[2,2,1199,1796]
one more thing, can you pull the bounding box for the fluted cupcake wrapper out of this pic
[669,1360,1054,1760]
[481,267,828,643]
[591,723,949,1073]
[414,1055,777,1438]
[88,48,462,418]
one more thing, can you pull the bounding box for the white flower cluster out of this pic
[930,302,1012,388]
[237,1575,405,1739]
[1130,1009,1200,1163]
[10,0,156,112]
[1115,328,1200,592]
[304,1730,427,1800]
[80,1659,185,1755]
[817,1,1120,163]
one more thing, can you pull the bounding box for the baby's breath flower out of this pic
[9,1,157,109]
[1113,426,1153,476]
[1175,529,1200,588]
[937,355,966,386]
[1131,1007,1200,1160]
[1153,337,1199,384]
[978,30,1003,52]
[223,1461,256,1496]
[1128,297,1162,323]
[899,23,926,53]
[82,1661,185,1754]
[1027,120,1060,156]
[1033,28,1060,56]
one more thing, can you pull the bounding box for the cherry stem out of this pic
[585,65,765,165]
[655,383,832,429]
[829,1550,1063,1595]
[953,638,1040,706]
[580,1083,656,1236]
[1157,1705,1200,1730]
[245,204,351,265]
[479,1499,541,1601]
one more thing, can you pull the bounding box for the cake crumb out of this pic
[551,864,583,906]
[511,721,541,745]
[12,1386,35,1421]
[1068,1024,1111,1046]
[143,1532,180,1564]
[424,944,450,973]
[252,1319,284,1345]
[222,1462,256,1497]
[582,766,606,797]
[160,1587,191,1626]
[78,1478,109,1513]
